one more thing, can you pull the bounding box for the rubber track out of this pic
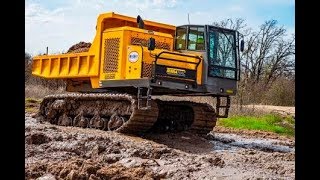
[37,93,217,135]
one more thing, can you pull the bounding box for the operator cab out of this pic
[174,25,242,81]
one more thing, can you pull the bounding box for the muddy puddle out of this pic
[211,133,294,153]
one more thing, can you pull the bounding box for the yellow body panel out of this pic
[32,12,204,88]
[97,26,175,80]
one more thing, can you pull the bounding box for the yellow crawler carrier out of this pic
[32,12,244,134]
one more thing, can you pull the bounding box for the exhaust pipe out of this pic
[137,15,144,29]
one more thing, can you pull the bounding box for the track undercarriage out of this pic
[36,93,217,135]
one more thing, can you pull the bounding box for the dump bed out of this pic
[32,52,98,78]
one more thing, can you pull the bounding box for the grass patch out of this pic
[25,97,41,103]
[25,98,41,113]
[217,114,295,136]
[25,107,38,113]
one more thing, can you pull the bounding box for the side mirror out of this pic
[240,40,244,52]
[148,38,155,50]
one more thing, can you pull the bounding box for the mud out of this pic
[25,113,295,179]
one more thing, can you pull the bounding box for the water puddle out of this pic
[211,133,294,153]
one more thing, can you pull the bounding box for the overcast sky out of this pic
[25,0,295,56]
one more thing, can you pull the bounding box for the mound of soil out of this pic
[67,41,91,53]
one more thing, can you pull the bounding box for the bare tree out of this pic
[264,35,295,85]
[243,20,295,85]
[212,18,295,106]
[212,18,249,33]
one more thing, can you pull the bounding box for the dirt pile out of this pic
[67,41,91,53]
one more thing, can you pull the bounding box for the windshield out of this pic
[175,26,205,51]
[208,27,237,79]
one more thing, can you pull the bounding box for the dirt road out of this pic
[25,113,294,180]
[243,104,295,116]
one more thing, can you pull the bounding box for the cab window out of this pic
[188,27,204,50]
[175,27,187,50]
